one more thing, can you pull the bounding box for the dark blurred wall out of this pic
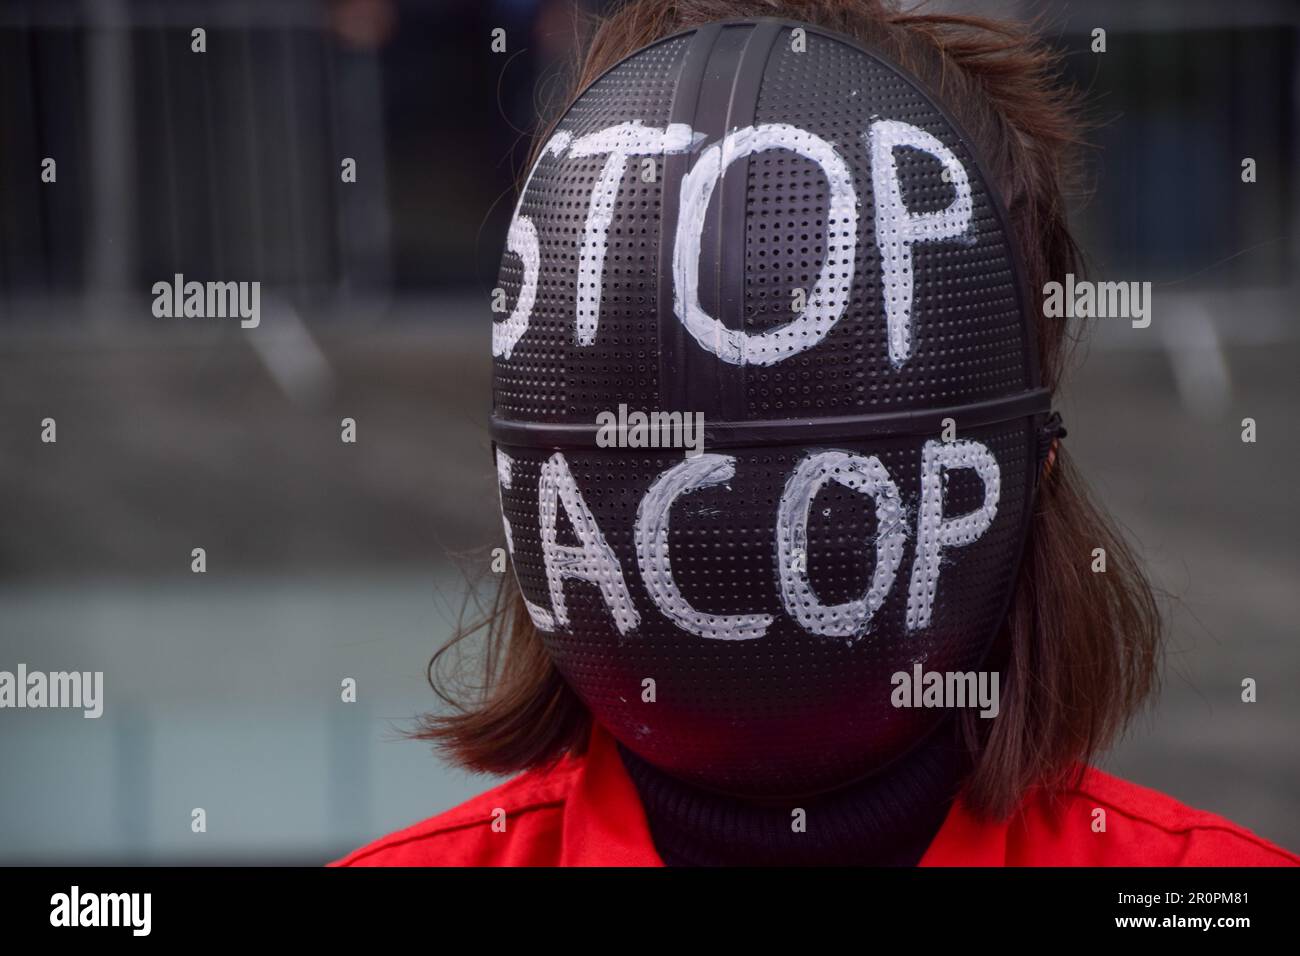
[1,0,1294,309]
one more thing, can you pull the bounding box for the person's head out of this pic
[422,0,1159,817]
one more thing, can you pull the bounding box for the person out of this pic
[334,0,1297,867]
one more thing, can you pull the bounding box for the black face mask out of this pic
[489,18,1051,798]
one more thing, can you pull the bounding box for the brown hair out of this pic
[415,0,1161,819]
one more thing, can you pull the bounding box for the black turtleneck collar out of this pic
[617,721,969,867]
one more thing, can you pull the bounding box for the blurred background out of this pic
[0,0,1296,863]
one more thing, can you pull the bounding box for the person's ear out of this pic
[1041,438,1060,481]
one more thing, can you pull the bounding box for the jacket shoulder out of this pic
[1007,767,1299,866]
[330,755,583,867]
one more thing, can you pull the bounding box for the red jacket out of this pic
[333,723,1298,867]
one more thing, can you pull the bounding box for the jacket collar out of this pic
[560,722,665,866]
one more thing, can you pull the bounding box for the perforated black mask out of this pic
[489,18,1051,798]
